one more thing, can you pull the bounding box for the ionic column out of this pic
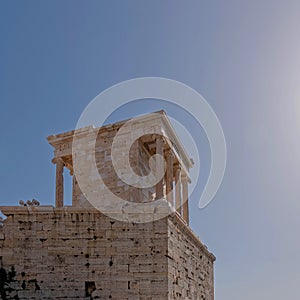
[165,149,174,206]
[72,174,77,206]
[181,173,189,224]
[54,158,64,208]
[175,165,182,215]
[155,136,164,200]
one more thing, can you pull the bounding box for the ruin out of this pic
[0,111,215,299]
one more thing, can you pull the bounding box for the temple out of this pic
[0,111,215,299]
[47,111,191,223]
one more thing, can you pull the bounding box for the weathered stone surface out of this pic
[0,208,214,299]
[0,111,215,299]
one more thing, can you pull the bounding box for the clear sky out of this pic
[1,1,300,299]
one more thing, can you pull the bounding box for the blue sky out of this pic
[1,1,300,299]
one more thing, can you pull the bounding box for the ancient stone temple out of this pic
[0,111,215,299]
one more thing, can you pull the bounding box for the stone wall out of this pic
[0,208,214,300]
[72,127,155,208]
[167,216,215,300]
[0,207,169,300]
[94,128,156,204]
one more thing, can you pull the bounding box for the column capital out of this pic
[174,163,182,172]
[155,135,166,144]
[165,148,175,158]
[52,157,64,165]
[181,170,192,184]
[181,172,188,181]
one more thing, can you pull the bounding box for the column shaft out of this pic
[175,165,182,215]
[155,136,164,200]
[72,175,77,206]
[55,158,64,208]
[165,149,174,205]
[182,173,189,224]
